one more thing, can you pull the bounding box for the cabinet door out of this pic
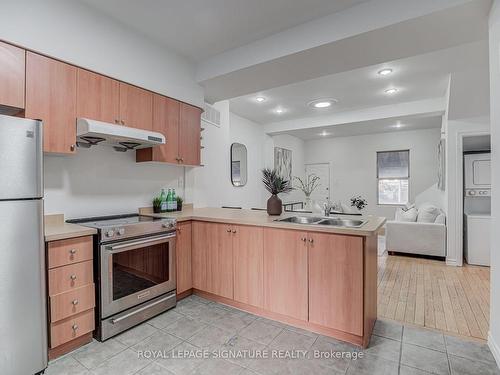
[192,221,208,291]
[308,232,364,335]
[176,221,192,294]
[0,41,25,110]
[263,228,308,320]
[233,225,264,308]
[137,94,180,163]
[76,69,120,124]
[179,103,202,166]
[119,82,153,130]
[26,52,77,154]
[207,223,233,299]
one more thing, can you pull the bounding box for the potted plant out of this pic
[262,168,293,215]
[176,196,183,211]
[153,196,162,213]
[350,195,368,211]
[294,174,320,210]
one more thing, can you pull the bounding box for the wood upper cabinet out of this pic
[119,82,153,130]
[137,98,202,166]
[308,232,364,335]
[25,52,77,154]
[179,103,202,166]
[0,41,25,111]
[192,221,233,299]
[233,225,264,308]
[76,69,120,124]
[176,221,192,294]
[263,228,308,321]
[137,94,180,163]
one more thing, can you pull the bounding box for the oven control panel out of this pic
[100,218,177,242]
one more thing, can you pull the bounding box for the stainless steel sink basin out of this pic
[277,216,366,228]
[277,216,323,224]
[316,218,366,228]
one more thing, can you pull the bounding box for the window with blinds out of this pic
[377,150,409,205]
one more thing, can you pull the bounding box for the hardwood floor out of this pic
[377,253,490,340]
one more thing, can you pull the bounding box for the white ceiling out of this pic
[78,0,366,62]
[283,115,442,140]
[228,40,489,125]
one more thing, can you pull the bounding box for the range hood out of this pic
[76,118,165,152]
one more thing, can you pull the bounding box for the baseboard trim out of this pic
[446,259,459,267]
[488,332,500,368]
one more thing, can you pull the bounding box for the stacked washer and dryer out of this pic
[464,152,491,266]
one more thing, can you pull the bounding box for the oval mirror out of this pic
[231,143,248,187]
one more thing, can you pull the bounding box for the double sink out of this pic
[277,216,366,228]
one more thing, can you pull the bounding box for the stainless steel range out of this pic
[67,214,177,341]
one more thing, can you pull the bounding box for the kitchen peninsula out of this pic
[140,207,385,347]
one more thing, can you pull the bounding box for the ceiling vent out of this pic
[201,102,221,127]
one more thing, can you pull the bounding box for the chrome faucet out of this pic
[323,199,334,217]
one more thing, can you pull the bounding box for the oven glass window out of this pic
[112,242,171,301]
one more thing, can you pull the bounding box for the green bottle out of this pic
[172,189,177,211]
[166,189,173,212]
[160,189,167,212]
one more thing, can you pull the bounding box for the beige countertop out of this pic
[44,214,97,242]
[139,207,385,237]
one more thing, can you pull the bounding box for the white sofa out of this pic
[385,203,446,257]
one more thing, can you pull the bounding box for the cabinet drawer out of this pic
[48,236,93,269]
[50,309,94,348]
[48,261,93,296]
[50,284,95,322]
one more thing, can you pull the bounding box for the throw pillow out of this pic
[397,207,418,222]
[417,204,441,223]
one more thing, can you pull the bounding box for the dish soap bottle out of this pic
[160,189,168,213]
[172,189,177,211]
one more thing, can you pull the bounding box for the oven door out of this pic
[100,232,176,318]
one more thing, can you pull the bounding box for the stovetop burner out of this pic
[67,213,176,242]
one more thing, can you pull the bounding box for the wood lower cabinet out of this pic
[76,68,120,124]
[46,236,95,358]
[119,82,153,130]
[176,221,192,294]
[179,103,202,166]
[192,221,233,299]
[0,41,25,111]
[233,225,264,308]
[308,232,364,335]
[25,52,77,154]
[263,228,308,321]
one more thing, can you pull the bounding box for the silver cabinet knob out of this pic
[70,274,77,281]
[115,119,119,124]
[70,144,76,152]
[72,324,78,331]
[232,229,237,234]
[69,249,77,255]
[72,299,79,305]
[308,238,314,243]
[300,237,306,242]
[226,228,231,233]
[121,120,125,125]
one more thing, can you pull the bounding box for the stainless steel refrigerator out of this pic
[0,115,47,374]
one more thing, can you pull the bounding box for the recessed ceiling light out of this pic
[392,122,404,128]
[378,68,393,76]
[385,88,398,95]
[274,107,285,114]
[308,98,338,109]
[255,96,266,102]
[319,130,331,137]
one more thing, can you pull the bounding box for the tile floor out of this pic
[45,295,499,375]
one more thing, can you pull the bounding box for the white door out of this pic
[305,163,330,203]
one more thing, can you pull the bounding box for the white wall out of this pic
[44,147,185,219]
[304,128,442,218]
[488,0,500,366]
[190,101,270,209]
[270,134,306,204]
[0,0,203,107]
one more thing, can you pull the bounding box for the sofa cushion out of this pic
[417,204,441,223]
[396,207,418,222]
